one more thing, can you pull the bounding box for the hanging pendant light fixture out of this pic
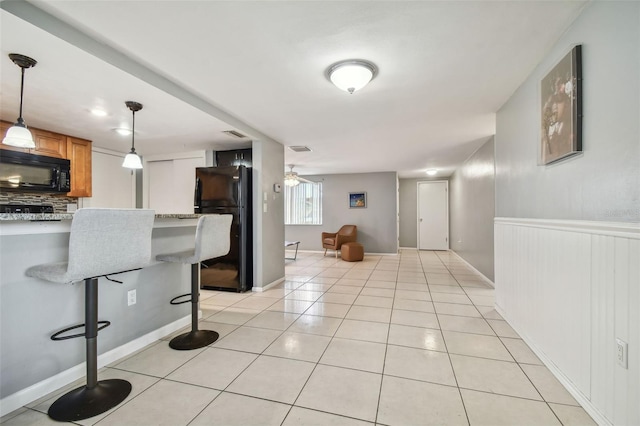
[122,101,143,169]
[327,60,377,94]
[3,54,38,148]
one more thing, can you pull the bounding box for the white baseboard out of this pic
[495,305,610,426]
[0,315,191,417]
[449,250,495,288]
[252,276,285,292]
[291,249,399,256]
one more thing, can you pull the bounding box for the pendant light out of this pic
[122,101,143,169]
[3,54,38,148]
[328,60,377,94]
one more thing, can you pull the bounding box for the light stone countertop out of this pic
[0,213,204,235]
[0,213,202,221]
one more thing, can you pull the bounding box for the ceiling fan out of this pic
[284,164,313,187]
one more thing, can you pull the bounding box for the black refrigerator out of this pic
[194,165,252,292]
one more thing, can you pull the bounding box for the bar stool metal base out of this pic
[48,379,132,422]
[169,329,219,350]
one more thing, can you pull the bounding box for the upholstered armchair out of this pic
[322,225,357,257]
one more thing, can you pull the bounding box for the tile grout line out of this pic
[373,249,401,425]
[432,250,472,425]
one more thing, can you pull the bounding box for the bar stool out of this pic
[25,208,155,422]
[156,214,232,350]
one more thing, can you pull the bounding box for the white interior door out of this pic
[418,181,449,250]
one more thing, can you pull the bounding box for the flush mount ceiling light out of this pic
[113,128,132,136]
[90,108,107,117]
[327,59,377,94]
[122,101,143,169]
[3,53,37,148]
[426,169,438,176]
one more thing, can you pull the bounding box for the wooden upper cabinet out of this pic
[66,137,92,197]
[1,119,93,198]
[32,128,67,158]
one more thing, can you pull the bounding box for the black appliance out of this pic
[194,165,252,292]
[0,203,54,213]
[0,150,71,193]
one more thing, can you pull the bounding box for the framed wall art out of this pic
[349,192,366,208]
[540,44,582,165]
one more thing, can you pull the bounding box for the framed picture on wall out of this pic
[540,44,582,165]
[349,192,367,208]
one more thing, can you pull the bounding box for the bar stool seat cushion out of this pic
[26,262,69,283]
[26,208,155,283]
[156,250,197,264]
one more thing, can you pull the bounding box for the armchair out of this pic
[322,225,357,258]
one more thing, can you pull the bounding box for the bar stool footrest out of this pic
[48,379,132,422]
[169,293,192,305]
[51,321,111,341]
[169,330,219,350]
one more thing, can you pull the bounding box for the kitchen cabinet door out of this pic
[215,149,252,167]
[31,129,67,158]
[66,137,92,197]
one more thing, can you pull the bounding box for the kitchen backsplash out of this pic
[0,192,77,213]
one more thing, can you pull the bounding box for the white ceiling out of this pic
[1,1,586,178]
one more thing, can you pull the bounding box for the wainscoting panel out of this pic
[495,218,639,426]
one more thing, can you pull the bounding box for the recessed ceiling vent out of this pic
[223,130,247,138]
[288,146,312,152]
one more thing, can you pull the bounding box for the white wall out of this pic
[285,172,398,254]
[494,2,640,425]
[449,137,495,281]
[495,3,639,222]
[252,139,285,289]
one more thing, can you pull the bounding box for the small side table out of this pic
[285,240,300,260]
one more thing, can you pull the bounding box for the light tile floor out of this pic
[1,250,597,426]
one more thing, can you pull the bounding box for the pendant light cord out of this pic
[131,109,136,150]
[18,67,25,122]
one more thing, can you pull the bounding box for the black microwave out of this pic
[0,149,71,193]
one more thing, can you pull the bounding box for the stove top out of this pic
[0,203,55,214]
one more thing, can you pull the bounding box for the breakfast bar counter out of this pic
[0,213,206,410]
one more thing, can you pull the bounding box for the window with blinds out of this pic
[284,182,322,225]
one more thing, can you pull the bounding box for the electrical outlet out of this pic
[127,289,137,306]
[616,338,628,369]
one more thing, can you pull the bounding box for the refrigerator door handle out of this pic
[194,177,202,209]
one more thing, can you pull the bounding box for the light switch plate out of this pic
[273,183,282,193]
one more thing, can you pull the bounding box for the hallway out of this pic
[2,250,596,425]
